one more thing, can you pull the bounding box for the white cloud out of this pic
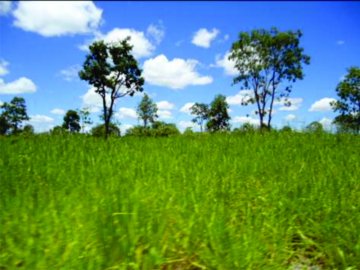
[156,101,175,110]
[233,116,259,126]
[13,2,102,37]
[0,1,12,16]
[319,117,334,130]
[192,28,219,48]
[59,65,81,81]
[284,114,296,122]
[0,60,9,76]
[226,90,254,105]
[0,77,36,94]
[81,87,110,113]
[83,28,155,59]
[337,40,345,46]
[26,114,54,133]
[115,107,137,119]
[180,102,195,115]
[158,110,172,119]
[213,52,237,76]
[120,124,133,135]
[178,120,197,131]
[309,97,336,112]
[143,54,213,89]
[275,97,303,111]
[147,22,165,45]
[51,108,65,115]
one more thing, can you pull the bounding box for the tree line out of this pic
[0,28,359,137]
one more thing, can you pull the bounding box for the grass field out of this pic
[1,132,359,269]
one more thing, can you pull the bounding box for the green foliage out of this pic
[305,121,324,133]
[91,123,121,137]
[50,125,68,135]
[183,127,194,136]
[78,107,93,133]
[79,38,144,138]
[126,122,180,137]
[62,110,81,133]
[125,125,152,137]
[206,94,231,132]
[279,125,293,133]
[21,124,35,135]
[331,66,360,134]
[1,133,359,269]
[233,123,257,134]
[229,27,310,129]
[190,103,209,132]
[137,93,158,128]
[0,96,30,134]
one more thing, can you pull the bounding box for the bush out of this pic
[91,123,121,137]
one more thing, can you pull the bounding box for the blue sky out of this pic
[0,1,359,133]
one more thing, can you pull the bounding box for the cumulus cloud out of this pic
[26,114,54,133]
[319,117,334,130]
[192,28,219,48]
[59,65,81,82]
[180,102,195,115]
[0,77,37,94]
[30,114,54,123]
[178,120,197,131]
[147,22,165,45]
[143,54,213,89]
[120,124,133,134]
[13,1,102,37]
[0,1,12,16]
[157,110,172,119]
[81,28,155,59]
[284,114,296,122]
[81,87,110,113]
[115,107,137,119]
[0,60,9,76]
[156,100,175,110]
[213,52,237,76]
[50,108,65,115]
[226,90,254,105]
[309,97,336,112]
[275,97,303,111]
[233,116,259,126]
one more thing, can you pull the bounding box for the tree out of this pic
[206,95,231,132]
[137,93,158,128]
[91,123,121,137]
[0,115,10,135]
[78,107,93,133]
[62,110,81,133]
[22,124,34,135]
[331,67,360,134]
[190,103,209,132]
[305,121,324,133]
[79,38,144,139]
[0,97,30,134]
[229,27,310,129]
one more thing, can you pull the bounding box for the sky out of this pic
[0,1,359,133]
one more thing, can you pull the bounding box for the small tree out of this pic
[78,107,93,133]
[0,96,30,134]
[331,67,360,134]
[207,95,231,132]
[229,27,310,129]
[79,38,144,139]
[305,121,324,133]
[137,93,158,128]
[91,123,121,137]
[190,103,209,132]
[62,110,81,133]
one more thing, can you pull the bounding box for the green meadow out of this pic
[1,133,359,269]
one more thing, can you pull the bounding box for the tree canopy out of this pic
[137,93,158,128]
[206,95,231,132]
[190,103,209,132]
[331,66,360,134]
[0,97,30,135]
[229,27,310,129]
[79,38,144,138]
[62,110,81,133]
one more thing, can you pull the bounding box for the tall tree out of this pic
[331,66,360,134]
[229,27,310,129]
[137,93,158,128]
[190,103,209,132]
[79,38,144,138]
[0,97,29,134]
[62,110,81,133]
[206,95,231,132]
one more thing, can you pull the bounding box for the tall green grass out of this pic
[1,133,359,269]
